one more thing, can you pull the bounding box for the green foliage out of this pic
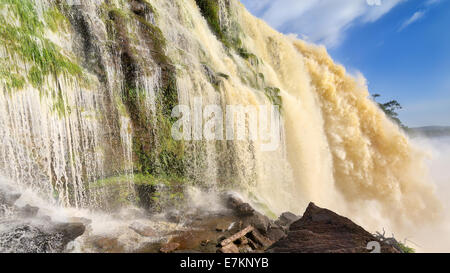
[89,174,137,210]
[104,2,185,186]
[95,1,187,211]
[51,88,72,118]
[91,174,135,188]
[92,173,183,188]
[194,0,245,52]
[264,87,283,110]
[397,242,415,253]
[0,64,26,89]
[217,72,230,80]
[91,173,186,211]
[44,6,69,32]
[237,47,257,62]
[0,0,82,96]
[195,0,226,45]
[136,173,186,211]
[372,94,406,129]
[122,87,146,105]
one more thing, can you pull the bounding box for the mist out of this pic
[409,136,450,252]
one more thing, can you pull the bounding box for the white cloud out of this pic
[425,0,442,6]
[241,0,405,48]
[399,11,425,31]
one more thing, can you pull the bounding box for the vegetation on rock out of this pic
[264,87,283,111]
[101,0,186,210]
[0,0,82,93]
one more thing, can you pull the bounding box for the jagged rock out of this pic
[129,222,156,237]
[224,194,271,234]
[267,203,400,253]
[202,64,221,87]
[276,212,300,227]
[242,212,271,235]
[52,222,86,245]
[248,229,273,248]
[266,225,286,242]
[160,242,180,253]
[226,194,255,216]
[129,0,148,15]
[17,204,39,218]
[0,221,85,253]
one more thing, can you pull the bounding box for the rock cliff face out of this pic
[267,203,399,253]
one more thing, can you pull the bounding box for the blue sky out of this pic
[241,0,450,127]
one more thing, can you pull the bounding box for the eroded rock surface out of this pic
[0,185,86,253]
[267,203,399,253]
[0,221,85,253]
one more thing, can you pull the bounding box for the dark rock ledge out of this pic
[267,202,399,253]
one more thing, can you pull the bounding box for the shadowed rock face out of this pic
[267,203,399,253]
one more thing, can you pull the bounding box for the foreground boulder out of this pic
[276,212,301,228]
[89,235,125,253]
[224,194,271,235]
[267,203,399,253]
[0,221,85,253]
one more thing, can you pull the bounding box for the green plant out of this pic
[0,0,82,105]
[105,2,186,188]
[92,173,187,211]
[217,72,230,80]
[44,6,70,32]
[264,87,283,110]
[397,242,415,253]
[195,0,225,44]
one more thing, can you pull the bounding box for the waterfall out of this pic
[0,0,441,236]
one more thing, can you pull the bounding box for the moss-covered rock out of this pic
[264,87,283,111]
[0,0,83,94]
[195,0,225,45]
[104,0,185,179]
